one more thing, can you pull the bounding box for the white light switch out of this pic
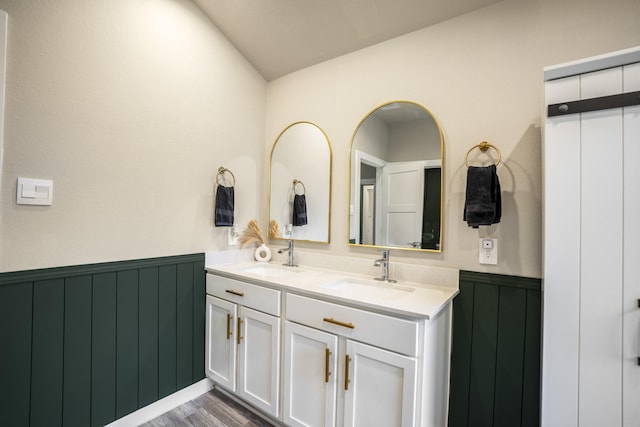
[17,177,53,205]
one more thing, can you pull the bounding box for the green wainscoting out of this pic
[0,253,206,427]
[449,271,541,427]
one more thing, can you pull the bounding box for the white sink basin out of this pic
[321,277,415,300]
[241,264,303,277]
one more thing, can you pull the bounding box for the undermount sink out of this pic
[320,277,415,300]
[241,264,303,277]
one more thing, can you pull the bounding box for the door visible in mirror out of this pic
[349,101,443,252]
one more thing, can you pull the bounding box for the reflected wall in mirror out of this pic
[349,101,443,252]
[269,121,332,243]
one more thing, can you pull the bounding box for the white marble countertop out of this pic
[206,260,458,320]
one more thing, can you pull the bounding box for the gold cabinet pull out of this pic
[344,354,352,391]
[226,313,232,340]
[237,317,244,345]
[323,317,355,329]
[325,348,332,383]
[226,289,244,297]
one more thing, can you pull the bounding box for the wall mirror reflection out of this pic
[349,101,443,252]
[269,122,332,243]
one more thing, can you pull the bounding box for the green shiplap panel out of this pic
[0,283,33,426]
[63,275,92,427]
[522,290,542,427]
[447,280,475,427]
[451,271,542,427]
[139,267,159,407]
[467,282,499,427]
[493,286,527,427]
[0,253,206,426]
[192,260,206,382]
[177,262,194,389]
[31,279,65,427]
[116,270,139,418]
[158,264,177,398]
[92,272,117,427]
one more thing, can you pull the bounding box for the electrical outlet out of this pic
[479,238,498,265]
[227,225,239,246]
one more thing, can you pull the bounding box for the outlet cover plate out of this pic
[479,238,498,265]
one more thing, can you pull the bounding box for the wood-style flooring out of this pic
[140,388,276,427]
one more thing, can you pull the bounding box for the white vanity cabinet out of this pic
[284,293,429,427]
[205,266,455,427]
[284,321,338,427]
[205,274,281,418]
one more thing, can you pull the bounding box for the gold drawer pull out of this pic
[226,313,232,340]
[344,354,352,391]
[325,348,332,383]
[226,289,245,297]
[237,317,244,344]
[323,317,355,329]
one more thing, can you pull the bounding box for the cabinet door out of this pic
[343,340,417,427]
[237,306,281,418]
[205,295,237,391]
[284,321,338,427]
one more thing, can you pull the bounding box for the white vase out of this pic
[254,244,272,262]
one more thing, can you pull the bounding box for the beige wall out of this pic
[2,0,639,277]
[264,0,640,279]
[0,0,266,272]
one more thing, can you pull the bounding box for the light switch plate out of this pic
[479,238,498,265]
[17,177,53,206]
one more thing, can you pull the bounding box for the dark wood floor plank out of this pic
[141,388,276,427]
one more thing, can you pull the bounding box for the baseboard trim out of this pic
[105,378,214,427]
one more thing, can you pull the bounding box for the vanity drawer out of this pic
[207,274,281,316]
[286,293,419,357]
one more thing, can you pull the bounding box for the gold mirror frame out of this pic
[269,121,332,244]
[348,101,444,252]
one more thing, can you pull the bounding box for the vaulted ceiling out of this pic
[192,0,502,81]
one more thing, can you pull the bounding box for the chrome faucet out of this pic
[373,249,396,283]
[278,240,297,267]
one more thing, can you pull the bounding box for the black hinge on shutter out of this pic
[548,90,640,117]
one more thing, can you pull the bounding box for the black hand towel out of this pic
[463,165,501,228]
[292,194,308,226]
[214,184,234,227]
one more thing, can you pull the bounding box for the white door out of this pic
[379,161,426,248]
[237,306,281,418]
[343,340,417,427]
[622,61,640,426]
[283,321,338,427]
[543,60,640,426]
[361,185,375,245]
[205,295,237,391]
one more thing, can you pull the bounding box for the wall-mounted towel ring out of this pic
[464,141,501,167]
[217,167,236,186]
[293,179,306,195]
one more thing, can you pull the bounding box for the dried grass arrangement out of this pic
[239,220,265,248]
[269,220,280,239]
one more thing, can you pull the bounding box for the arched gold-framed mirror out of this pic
[269,121,332,243]
[348,101,444,252]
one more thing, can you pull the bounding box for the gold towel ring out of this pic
[464,141,501,167]
[293,179,306,195]
[216,167,236,186]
